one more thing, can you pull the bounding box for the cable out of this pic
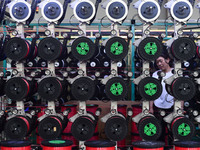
[100,15,109,28]
[38,16,48,30]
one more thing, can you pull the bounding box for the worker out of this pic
[152,51,174,143]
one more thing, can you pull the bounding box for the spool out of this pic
[132,141,165,150]
[1,140,31,150]
[174,141,200,150]
[42,140,72,150]
[85,140,116,150]
[5,116,33,140]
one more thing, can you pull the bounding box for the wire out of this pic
[38,16,48,30]
[69,14,79,27]
[100,15,109,28]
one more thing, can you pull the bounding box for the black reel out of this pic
[138,77,162,101]
[105,115,128,141]
[71,77,96,101]
[137,116,162,141]
[105,77,127,101]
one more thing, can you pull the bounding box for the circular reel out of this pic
[171,77,196,101]
[137,37,163,61]
[38,37,64,61]
[138,0,161,22]
[71,37,96,61]
[38,116,63,140]
[138,116,162,141]
[9,1,31,22]
[5,38,32,61]
[5,116,31,140]
[171,116,195,141]
[105,37,128,61]
[4,77,33,101]
[105,115,128,141]
[138,77,162,101]
[170,0,193,22]
[38,77,65,101]
[105,77,127,101]
[71,77,96,101]
[41,0,63,22]
[71,116,95,141]
[171,37,196,61]
[105,0,128,23]
[73,0,95,22]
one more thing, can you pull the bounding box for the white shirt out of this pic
[152,69,174,109]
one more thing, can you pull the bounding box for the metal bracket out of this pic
[47,61,56,76]
[163,100,183,124]
[79,141,85,150]
[16,23,25,38]
[133,61,150,85]
[15,61,25,77]
[47,23,56,37]
[16,101,25,115]
[79,23,87,36]
[79,61,87,76]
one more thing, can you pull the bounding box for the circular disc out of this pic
[105,116,128,141]
[71,116,95,141]
[138,77,162,101]
[5,117,29,140]
[71,37,96,61]
[138,116,162,141]
[38,37,63,61]
[38,116,62,140]
[171,77,196,101]
[74,1,95,22]
[170,0,193,22]
[71,77,95,101]
[106,0,128,22]
[105,77,127,101]
[171,37,196,61]
[138,0,160,22]
[171,117,195,141]
[41,1,63,22]
[105,37,128,61]
[38,77,63,101]
[4,38,30,61]
[137,37,163,61]
[10,1,31,22]
[5,77,30,101]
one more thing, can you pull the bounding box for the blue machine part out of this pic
[43,2,61,19]
[108,2,126,19]
[11,2,30,20]
[173,2,191,19]
[140,2,158,19]
[76,2,94,19]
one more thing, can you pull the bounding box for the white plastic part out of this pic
[70,0,95,23]
[39,0,63,22]
[137,0,161,22]
[104,0,128,23]
[8,0,31,22]
[165,0,193,22]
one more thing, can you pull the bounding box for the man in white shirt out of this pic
[152,55,174,109]
[151,52,174,143]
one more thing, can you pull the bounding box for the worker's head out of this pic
[155,52,172,72]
